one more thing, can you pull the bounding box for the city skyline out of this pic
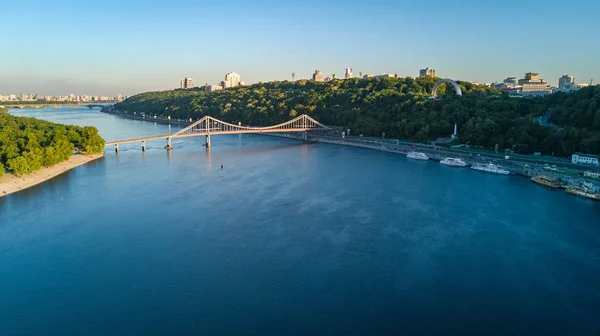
[1,0,599,96]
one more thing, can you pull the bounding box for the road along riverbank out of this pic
[0,153,104,198]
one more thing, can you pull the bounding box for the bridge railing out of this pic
[174,114,330,136]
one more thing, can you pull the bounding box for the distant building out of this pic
[312,70,324,82]
[224,72,241,88]
[559,74,575,89]
[180,77,194,89]
[344,68,353,79]
[419,67,436,78]
[205,84,222,91]
[503,77,518,85]
[362,74,373,79]
[518,72,550,96]
[518,72,545,85]
[373,74,394,78]
[572,153,599,166]
[324,76,331,82]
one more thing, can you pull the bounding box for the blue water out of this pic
[1,108,600,335]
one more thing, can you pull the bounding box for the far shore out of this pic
[0,153,104,198]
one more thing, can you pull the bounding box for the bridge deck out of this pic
[104,128,312,146]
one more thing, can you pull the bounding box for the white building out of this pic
[180,77,194,89]
[205,84,222,92]
[584,171,600,179]
[373,74,394,78]
[572,153,599,166]
[558,74,574,89]
[345,68,353,79]
[224,72,241,88]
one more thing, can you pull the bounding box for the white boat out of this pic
[471,162,510,175]
[440,157,467,167]
[406,152,429,160]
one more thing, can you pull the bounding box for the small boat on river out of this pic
[406,152,429,160]
[530,175,561,188]
[471,162,510,175]
[565,185,600,201]
[440,157,467,167]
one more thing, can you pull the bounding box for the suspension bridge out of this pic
[105,114,330,152]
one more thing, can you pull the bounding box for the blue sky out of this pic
[1,0,599,96]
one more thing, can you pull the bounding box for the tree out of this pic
[7,156,30,176]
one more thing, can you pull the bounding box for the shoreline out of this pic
[102,110,600,191]
[0,153,104,198]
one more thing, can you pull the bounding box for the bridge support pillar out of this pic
[302,132,307,141]
[115,144,119,152]
[204,134,211,148]
[164,137,173,150]
[141,141,146,152]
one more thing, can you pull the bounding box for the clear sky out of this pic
[1,0,599,96]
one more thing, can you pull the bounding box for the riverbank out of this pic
[102,109,600,191]
[0,153,104,197]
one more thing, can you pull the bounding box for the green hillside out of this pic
[116,78,600,156]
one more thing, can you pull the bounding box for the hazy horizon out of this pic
[2,0,599,96]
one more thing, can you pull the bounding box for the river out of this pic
[1,107,599,335]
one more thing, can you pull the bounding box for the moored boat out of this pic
[530,175,561,188]
[565,186,600,201]
[440,157,467,167]
[471,162,510,175]
[406,152,429,160]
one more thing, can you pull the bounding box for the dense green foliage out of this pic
[0,111,105,176]
[116,78,600,156]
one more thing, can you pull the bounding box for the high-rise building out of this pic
[419,67,436,78]
[224,72,241,88]
[558,74,575,89]
[313,70,324,82]
[345,68,353,79]
[180,77,194,89]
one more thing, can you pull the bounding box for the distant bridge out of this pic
[105,114,330,151]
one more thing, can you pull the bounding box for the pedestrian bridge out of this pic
[105,114,330,151]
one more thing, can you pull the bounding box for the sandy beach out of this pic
[0,153,104,198]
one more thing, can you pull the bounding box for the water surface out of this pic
[1,107,599,335]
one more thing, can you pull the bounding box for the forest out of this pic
[115,77,600,156]
[0,108,105,176]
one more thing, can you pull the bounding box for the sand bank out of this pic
[0,153,104,198]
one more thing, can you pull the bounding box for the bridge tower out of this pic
[204,134,211,147]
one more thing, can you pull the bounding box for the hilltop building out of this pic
[419,67,436,78]
[503,77,518,85]
[558,74,575,89]
[313,70,324,82]
[180,77,194,89]
[205,84,222,92]
[344,68,353,79]
[518,72,551,96]
[223,72,241,88]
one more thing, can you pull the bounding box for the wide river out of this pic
[1,108,599,335]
